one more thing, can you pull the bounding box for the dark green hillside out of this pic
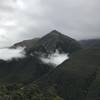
[37,45,100,100]
[0,30,81,84]
[0,30,83,100]
[0,56,53,84]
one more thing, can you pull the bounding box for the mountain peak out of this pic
[50,30,60,33]
[12,30,81,55]
[32,30,81,54]
[48,30,62,36]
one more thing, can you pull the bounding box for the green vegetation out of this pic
[0,84,63,100]
[0,30,81,84]
[1,30,100,100]
[0,56,53,84]
[37,45,100,100]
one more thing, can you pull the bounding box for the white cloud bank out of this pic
[40,50,69,66]
[0,47,25,61]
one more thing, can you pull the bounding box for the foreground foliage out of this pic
[0,84,63,100]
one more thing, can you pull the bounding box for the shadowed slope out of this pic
[37,45,100,100]
[0,56,53,84]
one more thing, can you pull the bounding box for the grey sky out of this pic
[0,0,100,47]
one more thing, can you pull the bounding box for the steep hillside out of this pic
[0,56,53,84]
[29,30,81,55]
[10,30,81,66]
[0,30,82,90]
[37,44,100,100]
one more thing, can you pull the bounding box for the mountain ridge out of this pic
[0,30,81,84]
[12,30,81,55]
[29,30,81,54]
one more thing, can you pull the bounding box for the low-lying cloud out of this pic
[0,47,25,61]
[40,50,69,66]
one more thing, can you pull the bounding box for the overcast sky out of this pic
[0,0,100,47]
